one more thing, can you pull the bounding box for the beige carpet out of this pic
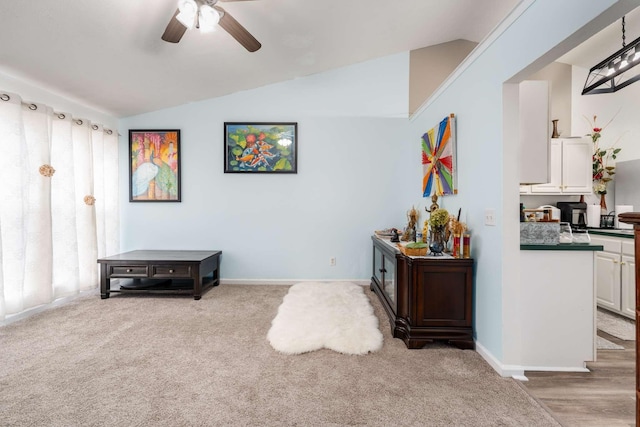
[0,285,560,426]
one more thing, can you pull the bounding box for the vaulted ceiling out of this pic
[0,0,519,117]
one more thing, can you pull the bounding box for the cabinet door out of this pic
[561,138,592,194]
[531,139,561,193]
[383,254,396,305]
[621,254,636,319]
[373,245,383,284]
[595,251,621,312]
[413,264,472,327]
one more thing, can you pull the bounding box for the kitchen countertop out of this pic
[521,227,635,250]
[587,228,635,239]
[520,243,603,251]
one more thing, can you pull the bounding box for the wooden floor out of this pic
[522,330,636,427]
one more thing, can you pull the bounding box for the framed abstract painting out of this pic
[129,130,181,202]
[422,114,457,197]
[224,122,297,173]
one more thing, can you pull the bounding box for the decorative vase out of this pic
[600,193,607,214]
[429,225,446,256]
[551,119,559,138]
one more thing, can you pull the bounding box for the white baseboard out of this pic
[220,279,370,286]
[474,341,590,380]
[475,341,526,378]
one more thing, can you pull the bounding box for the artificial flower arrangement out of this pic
[424,208,449,255]
[588,115,621,196]
[429,208,450,228]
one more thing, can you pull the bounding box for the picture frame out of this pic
[224,122,297,173]
[129,129,181,202]
[422,113,457,197]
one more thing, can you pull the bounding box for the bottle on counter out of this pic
[463,233,471,258]
[452,234,461,258]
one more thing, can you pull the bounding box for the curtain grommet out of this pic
[1,94,10,102]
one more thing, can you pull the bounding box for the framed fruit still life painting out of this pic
[129,130,181,202]
[224,122,297,173]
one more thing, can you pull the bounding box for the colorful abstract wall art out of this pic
[129,130,181,202]
[224,122,297,173]
[422,114,457,197]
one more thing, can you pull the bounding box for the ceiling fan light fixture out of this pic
[198,5,220,33]
[176,0,198,28]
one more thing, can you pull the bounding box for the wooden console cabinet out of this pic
[370,236,474,349]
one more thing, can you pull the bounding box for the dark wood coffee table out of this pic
[97,250,221,300]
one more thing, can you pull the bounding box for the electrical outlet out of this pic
[485,209,496,226]
[329,257,336,266]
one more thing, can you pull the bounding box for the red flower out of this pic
[593,127,602,132]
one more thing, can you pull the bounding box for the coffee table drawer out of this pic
[110,265,148,277]
[151,265,191,278]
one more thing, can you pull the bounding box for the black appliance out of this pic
[556,202,587,229]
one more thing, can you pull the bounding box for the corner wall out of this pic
[409,0,636,371]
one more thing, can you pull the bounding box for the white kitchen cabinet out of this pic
[519,80,550,185]
[562,139,593,193]
[621,240,636,318]
[591,235,636,319]
[519,185,531,194]
[529,137,592,195]
[530,139,562,193]
[530,138,592,194]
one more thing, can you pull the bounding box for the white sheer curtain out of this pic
[0,91,119,320]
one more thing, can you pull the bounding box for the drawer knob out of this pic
[169,269,174,273]
[379,268,386,273]
[126,268,132,273]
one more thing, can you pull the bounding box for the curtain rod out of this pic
[1,92,115,135]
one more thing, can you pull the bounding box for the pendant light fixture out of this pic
[582,16,640,95]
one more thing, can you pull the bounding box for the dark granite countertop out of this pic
[520,243,603,251]
[587,228,635,239]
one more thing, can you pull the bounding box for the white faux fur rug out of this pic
[267,282,383,355]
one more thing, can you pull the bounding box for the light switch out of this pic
[485,209,496,226]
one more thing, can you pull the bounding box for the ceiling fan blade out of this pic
[161,9,188,43]
[214,5,261,52]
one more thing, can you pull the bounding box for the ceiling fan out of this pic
[161,0,261,52]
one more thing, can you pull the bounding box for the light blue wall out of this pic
[118,53,415,281]
[409,0,635,364]
[119,0,640,369]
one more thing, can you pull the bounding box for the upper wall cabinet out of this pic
[519,80,550,185]
[521,137,592,195]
